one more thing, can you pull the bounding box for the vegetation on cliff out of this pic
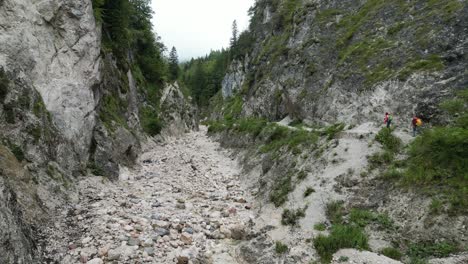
[92,0,166,135]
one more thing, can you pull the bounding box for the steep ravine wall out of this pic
[0,0,197,262]
[221,0,467,125]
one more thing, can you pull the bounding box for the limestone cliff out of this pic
[0,0,197,262]
[221,0,467,125]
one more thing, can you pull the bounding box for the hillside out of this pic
[198,0,468,263]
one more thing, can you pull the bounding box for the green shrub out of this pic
[281,207,306,226]
[275,241,288,254]
[407,241,458,259]
[429,198,443,214]
[88,162,105,176]
[270,173,293,207]
[368,151,394,169]
[326,201,344,224]
[323,123,345,140]
[375,128,401,152]
[207,121,226,133]
[313,225,369,262]
[381,247,403,260]
[398,55,444,80]
[349,209,375,227]
[140,107,162,136]
[0,68,9,102]
[383,166,403,179]
[304,187,315,197]
[235,118,267,136]
[314,222,327,231]
[9,144,24,162]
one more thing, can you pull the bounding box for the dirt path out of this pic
[54,127,255,263]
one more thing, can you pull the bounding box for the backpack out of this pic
[416,118,422,126]
[388,115,393,121]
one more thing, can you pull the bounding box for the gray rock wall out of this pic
[0,0,101,165]
[222,0,468,125]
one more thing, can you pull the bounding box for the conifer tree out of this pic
[230,20,238,48]
[169,46,179,81]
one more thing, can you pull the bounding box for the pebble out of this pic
[42,130,258,263]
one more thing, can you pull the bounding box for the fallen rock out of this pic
[86,258,103,264]
[229,224,246,240]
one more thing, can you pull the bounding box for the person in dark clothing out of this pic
[384,112,393,128]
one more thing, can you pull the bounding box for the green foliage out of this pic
[429,198,443,214]
[322,123,345,140]
[304,187,315,197]
[348,209,394,229]
[407,241,458,259]
[383,166,404,179]
[440,99,465,115]
[314,222,326,231]
[3,104,15,124]
[9,144,24,162]
[88,162,105,176]
[261,126,318,154]
[375,128,401,153]
[368,151,394,169]
[275,241,288,254]
[281,207,306,226]
[381,247,403,260]
[99,94,128,131]
[91,0,105,22]
[223,95,243,120]
[398,55,444,80]
[313,225,369,263]
[349,209,375,227]
[168,47,179,81]
[326,201,344,225]
[180,49,230,107]
[140,106,162,136]
[315,9,342,23]
[0,68,9,102]
[270,172,293,207]
[207,120,227,133]
[235,118,267,137]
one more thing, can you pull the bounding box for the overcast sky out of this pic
[151,0,255,61]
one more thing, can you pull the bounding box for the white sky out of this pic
[151,0,255,61]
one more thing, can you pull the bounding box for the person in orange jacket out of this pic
[411,116,422,137]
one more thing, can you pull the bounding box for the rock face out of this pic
[0,0,200,261]
[160,82,199,137]
[221,0,468,125]
[0,0,101,164]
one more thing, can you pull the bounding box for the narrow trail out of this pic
[56,127,255,264]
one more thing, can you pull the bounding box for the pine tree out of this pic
[230,20,238,48]
[169,46,179,81]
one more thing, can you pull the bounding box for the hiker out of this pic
[411,116,422,137]
[384,112,393,128]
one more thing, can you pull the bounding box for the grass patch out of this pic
[326,201,345,225]
[9,144,25,162]
[140,106,162,136]
[375,127,401,153]
[381,247,403,260]
[281,207,307,226]
[398,55,444,80]
[270,172,293,207]
[314,222,326,231]
[304,187,315,197]
[322,123,345,140]
[313,224,369,263]
[275,241,288,254]
[88,162,105,176]
[407,241,458,259]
